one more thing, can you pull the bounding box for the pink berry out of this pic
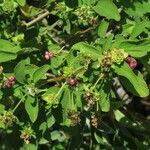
[125,56,137,70]
[8,76,15,82]
[44,51,53,60]
[48,52,53,57]
[44,54,50,60]
[4,82,13,88]
[45,51,50,55]
[11,81,15,85]
[67,78,77,86]
[129,61,137,70]
[125,57,132,63]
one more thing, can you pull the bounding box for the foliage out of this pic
[0,0,150,149]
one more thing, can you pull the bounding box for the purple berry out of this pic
[129,61,137,70]
[125,56,137,70]
[125,57,132,63]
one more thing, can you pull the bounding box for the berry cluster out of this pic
[84,92,95,107]
[44,51,54,60]
[91,114,99,128]
[68,111,81,126]
[4,76,16,88]
[102,48,128,68]
[74,6,97,25]
[20,126,35,144]
[0,111,17,128]
[20,131,30,144]
[125,56,137,70]
[102,51,112,68]
[111,48,128,64]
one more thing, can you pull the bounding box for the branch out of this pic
[25,11,49,27]
[75,27,94,35]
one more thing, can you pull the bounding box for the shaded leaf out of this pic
[25,95,39,123]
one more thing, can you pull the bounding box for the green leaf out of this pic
[15,0,26,6]
[122,19,135,35]
[99,82,110,112]
[118,40,150,57]
[93,0,120,21]
[99,95,110,112]
[39,122,47,135]
[0,39,21,53]
[130,21,149,39]
[33,65,50,83]
[73,90,83,109]
[113,63,149,97]
[124,0,150,17]
[0,104,5,114]
[0,39,21,62]
[47,115,55,128]
[0,52,17,63]
[98,20,109,37]
[102,34,114,52]
[72,42,102,59]
[61,87,72,111]
[94,132,111,147]
[25,95,39,123]
[51,131,65,142]
[61,87,73,126]
[14,59,30,84]
[21,144,37,150]
[41,87,60,105]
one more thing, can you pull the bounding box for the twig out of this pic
[12,94,27,113]
[41,66,86,86]
[113,77,132,104]
[141,101,150,106]
[75,27,94,35]
[25,11,50,27]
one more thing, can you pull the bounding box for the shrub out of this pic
[0,0,150,149]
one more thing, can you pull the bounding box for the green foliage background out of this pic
[0,0,150,149]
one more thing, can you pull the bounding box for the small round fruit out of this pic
[67,78,77,86]
[129,62,137,70]
[8,76,15,82]
[4,82,13,88]
[44,51,54,60]
[125,56,137,70]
